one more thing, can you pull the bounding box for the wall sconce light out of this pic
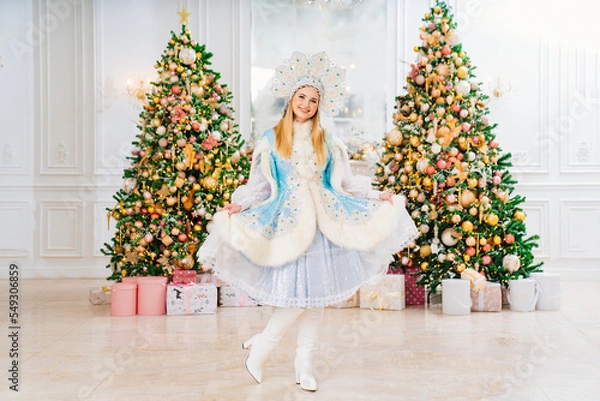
[126,78,152,101]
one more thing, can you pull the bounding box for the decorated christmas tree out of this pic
[375,1,542,292]
[101,8,250,281]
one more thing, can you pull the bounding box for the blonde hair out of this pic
[273,92,326,166]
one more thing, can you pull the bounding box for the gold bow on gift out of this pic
[99,286,111,293]
[368,287,404,311]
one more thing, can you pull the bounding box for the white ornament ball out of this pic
[431,143,441,154]
[415,75,425,85]
[219,121,229,132]
[470,81,478,91]
[156,126,166,135]
[441,227,461,246]
[179,48,197,65]
[438,253,447,263]
[420,224,430,234]
[502,254,521,273]
[123,178,137,193]
[212,131,222,140]
[456,80,471,96]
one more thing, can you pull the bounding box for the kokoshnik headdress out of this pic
[270,52,348,117]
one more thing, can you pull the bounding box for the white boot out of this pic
[242,307,304,383]
[294,307,324,392]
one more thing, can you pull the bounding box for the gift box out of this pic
[470,281,502,312]
[329,291,360,309]
[218,286,259,307]
[404,267,425,305]
[166,283,217,315]
[173,269,197,285]
[360,275,405,311]
[89,286,111,305]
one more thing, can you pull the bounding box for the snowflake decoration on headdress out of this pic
[270,51,348,117]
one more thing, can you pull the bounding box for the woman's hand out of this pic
[222,203,242,216]
[379,192,394,205]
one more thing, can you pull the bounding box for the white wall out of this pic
[0,0,598,279]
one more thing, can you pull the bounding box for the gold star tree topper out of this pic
[178,6,191,25]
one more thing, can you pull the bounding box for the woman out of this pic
[197,52,418,392]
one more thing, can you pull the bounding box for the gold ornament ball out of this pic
[460,189,476,207]
[193,224,202,232]
[486,213,499,226]
[409,136,420,147]
[479,238,488,246]
[457,137,468,151]
[420,262,429,271]
[420,245,432,257]
[425,12,431,18]
[514,210,526,221]
[376,167,384,175]
[467,178,478,188]
[493,235,502,245]
[414,46,421,53]
[153,96,160,104]
[223,192,230,200]
[465,236,476,247]
[206,193,214,201]
[434,6,442,13]
[455,263,466,273]
[464,254,471,262]
[387,129,403,146]
[469,207,478,216]
[192,183,201,191]
[457,66,469,79]
[461,220,474,232]
[422,177,433,188]
[400,174,409,184]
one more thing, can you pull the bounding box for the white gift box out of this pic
[360,275,405,311]
[89,286,111,305]
[166,283,217,315]
[218,286,259,307]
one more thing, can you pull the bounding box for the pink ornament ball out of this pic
[482,244,492,252]
[482,255,492,265]
[143,191,152,200]
[138,150,146,157]
[177,233,188,242]
[160,97,168,105]
[451,104,460,113]
[492,176,502,185]
[168,62,177,71]
[489,140,499,149]
[442,45,451,56]
[144,233,154,243]
[439,182,446,188]
[126,208,133,216]
[436,159,447,169]
[459,109,469,118]
[159,220,165,227]
[426,165,436,175]
[446,194,457,203]
[461,122,471,132]
[172,85,182,95]
[466,247,476,257]
[505,234,515,244]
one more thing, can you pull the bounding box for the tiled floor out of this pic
[0,279,598,401]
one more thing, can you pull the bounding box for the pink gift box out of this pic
[471,281,502,312]
[173,269,197,285]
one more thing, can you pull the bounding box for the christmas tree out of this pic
[375,1,542,293]
[101,8,250,281]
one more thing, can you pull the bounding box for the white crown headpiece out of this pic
[270,51,348,117]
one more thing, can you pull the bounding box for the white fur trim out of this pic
[330,135,351,195]
[212,187,317,267]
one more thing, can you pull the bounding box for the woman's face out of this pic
[291,86,319,123]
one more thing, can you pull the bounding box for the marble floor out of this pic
[0,279,598,401]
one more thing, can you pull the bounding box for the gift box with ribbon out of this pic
[329,291,360,309]
[461,268,501,312]
[196,273,228,287]
[218,286,259,307]
[359,275,405,311]
[173,269,197,285]
[89,286,111,305]
[166,283,217,315]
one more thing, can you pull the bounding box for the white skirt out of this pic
[197,223,418,308]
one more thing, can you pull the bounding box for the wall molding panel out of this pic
[559,200,600,259]
[39,201,84,257]
[38,0,84,175]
